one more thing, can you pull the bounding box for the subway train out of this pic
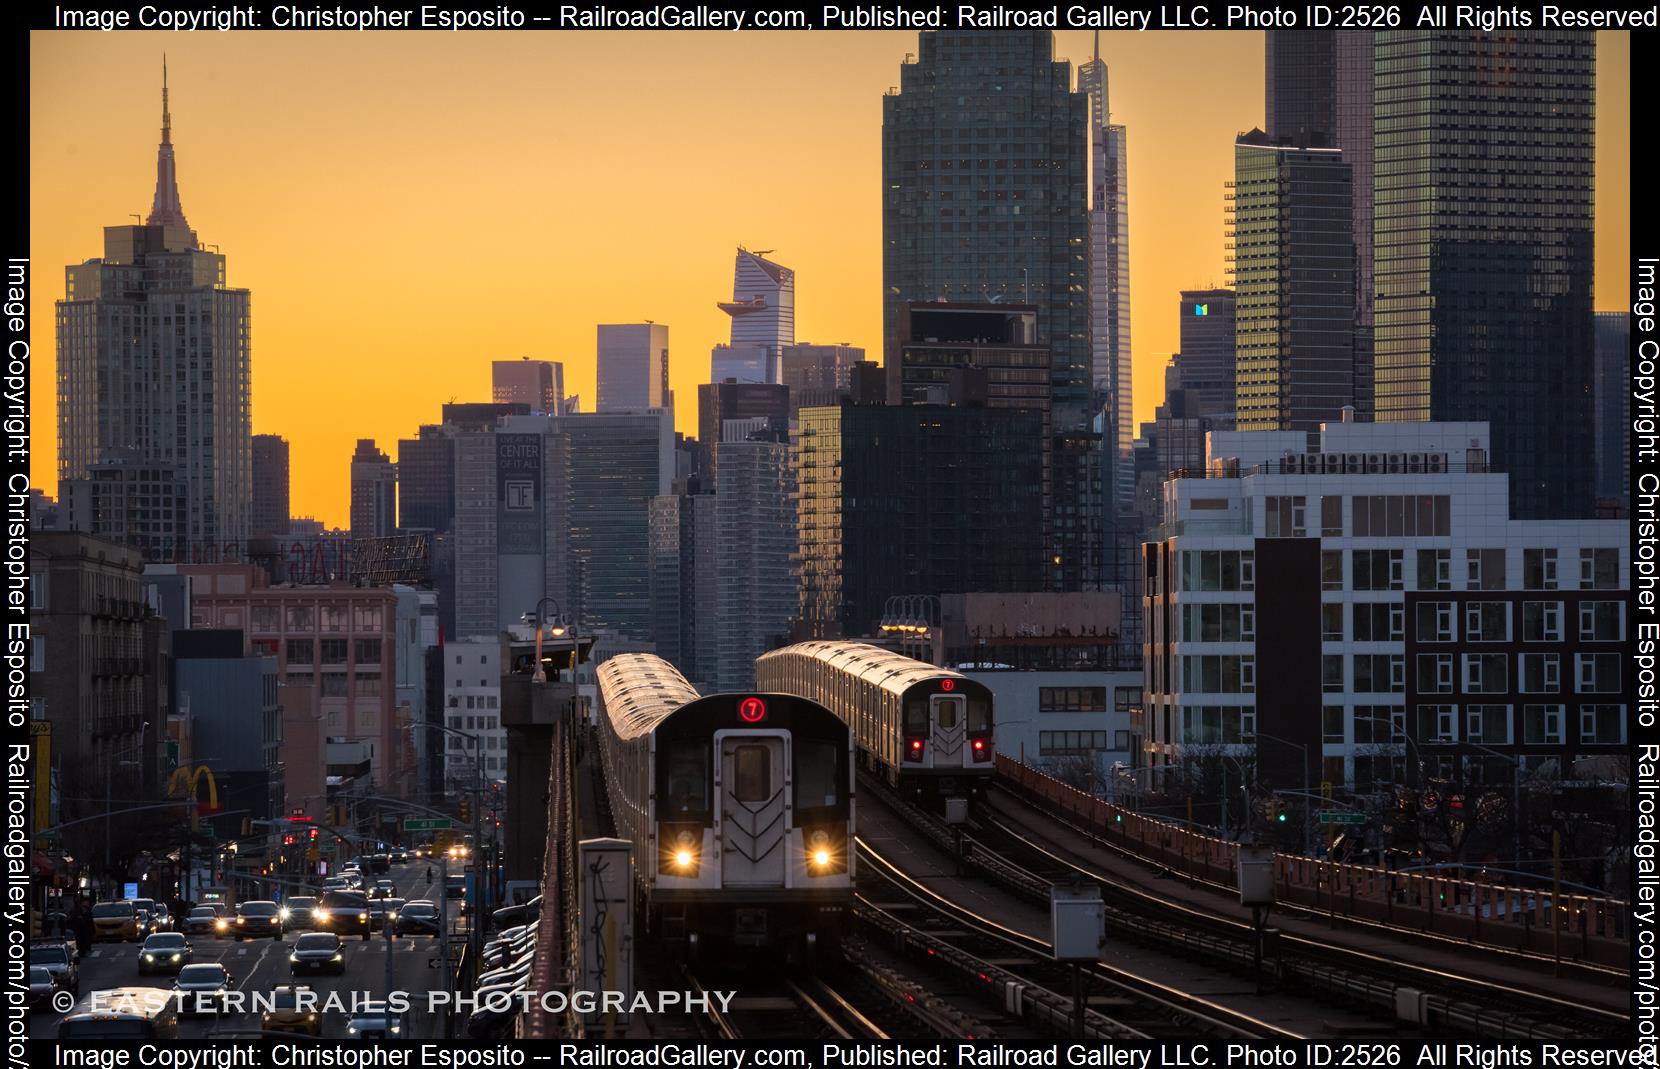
[594,653,854,956]
[754,641,995,799]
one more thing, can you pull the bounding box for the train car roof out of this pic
[761,641,986,700]
[597,654,702,740]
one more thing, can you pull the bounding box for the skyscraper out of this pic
[1593,312,1631,507]
[597,324,671,415]
[1078,33,1132,513]
[492,358,563,414]
[780,343,864,416]
[251,435,290,538]
[696,381,788,480]
[397,425,455,534]
[1374,31,1596,520]
[349,439,397,538]
[56,64,251,552]
[882,31,1091,431]
[716,248,794,383]
[1230,130,1355,432]
[1264,31,1336,148]
[712,432,796,691]
[1175,289,1237,429]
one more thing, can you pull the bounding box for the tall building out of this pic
[1175,290,1238,429]
[1593,313,1631,507]
[349,439,397,539]
[1230,130,1355,432]
[712,432,796,691]
[696,381,788,480]
[796,403,1045,639]
[1264,30,1336,148]
[709,344,771,386]
[561,410,676,639]
[56,66,252,553]
[452,417,571,639]
[251,435,290,538]
[780,343,864,416]
[1078,33,1133,515]
[882,31,1092,432]
[1374,31,1596,520]
[597,324,670,415]
[1142,421,1629,795]
[492,358,563,414]
[397,425,455,534]
[717,248,795,382]
[647,491,717,687]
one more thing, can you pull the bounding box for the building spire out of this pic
[1093,30,1099,63]
[146,54,193,240]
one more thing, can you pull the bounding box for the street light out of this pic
[879,594,941,665]
[522,598,572,686]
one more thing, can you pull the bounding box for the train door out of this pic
[930,693,967,769]
[714,732,788,887]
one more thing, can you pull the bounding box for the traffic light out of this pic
[309,827,319,841]
[459,797,471,822]
[283,834,295,846]
[241,816,252,837]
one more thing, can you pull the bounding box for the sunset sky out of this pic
[29,31,1631,528]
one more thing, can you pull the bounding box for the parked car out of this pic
[137,933,192,976]
[287,932,346,976]
[262,984,322,1036]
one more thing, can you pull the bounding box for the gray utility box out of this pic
[1049,883,1104,961]
[1237,844,1275,906]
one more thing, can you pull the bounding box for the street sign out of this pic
[1317,810,1366,824]
[402,818,453,832]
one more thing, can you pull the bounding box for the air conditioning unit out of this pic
[1386,454,1406,474]
[1282,454,1304,475]
[1427,453,1449,473]
[1322,453,1345,474]
[1345,453,1365,473]
[1406,453,1426,473]
[1365,453,1386,473]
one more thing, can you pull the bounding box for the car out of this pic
[27,968,56,1013]
[345,1002,403,1039]
[233,901,283,940]
[280,897,319,932]
[395,900,441,936]
[314,891,373,941]
[341,872,366,891]
[148,904,173,933]
[445,874,466,900]
[369,898,404,932]
[91,901,142,942]
[182,905,228,938]
[174,963,235,1015]
[320,878,349,893]
[30,941,79,995]
[389,848,409,864]
[130,899,161,935]
[287,932,346,976]
[492,894,541,929]
[261,984,322,1036]
[371,879,396,899]
[465,979,526,1040]
[137,933,192,975]
[368,854,391,875]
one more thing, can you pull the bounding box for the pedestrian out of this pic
[72,909,92,958]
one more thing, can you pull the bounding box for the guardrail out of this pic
[995,756,1628,966]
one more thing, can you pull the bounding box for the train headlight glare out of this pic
[674,850,694,869]
[812,849,831,867]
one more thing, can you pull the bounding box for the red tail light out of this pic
[905,738,925,762]
[971,736,992,762]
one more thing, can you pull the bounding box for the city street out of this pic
[33,860,473,1039]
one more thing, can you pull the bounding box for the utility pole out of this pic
[438,852,452,1039]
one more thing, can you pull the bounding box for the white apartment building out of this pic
[444,637,505,788]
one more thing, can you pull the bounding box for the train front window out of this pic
[968,698,990,733]
[904,700,928,735]
[732,745,772,803]
[664,744,709,819]
[936,698,960,729]
[795,739,840,810]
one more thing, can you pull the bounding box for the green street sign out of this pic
[1318,811,1366,824]
[402,818,453,832]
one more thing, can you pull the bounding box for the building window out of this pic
[1352,549,1403,591]
[286,639,314,664]
[1464,654,1509,694]
[1113,687,1142,712]
[320,673,348,698]
[1322,655,1345,693]
[1351,495,1451,537]
[1321,496,1343,537]
[1181,550,1255,591]
[1523,548,1558,590]
[354,638,382,663]
[1466,704,1511,745]
[1519,654,1560,694]
[1179,706,1254,745]
[1322,705,1345,743]
[1466,549,1506,591]
[319,605,347,632]
[1321,551,1344,591]
[1354,654,1402,693]
[1576,653,1621,694]
[1464,602,1510,643]
[1579,601,1623,641]
[1183,603,1253,642]
[1353,705,1403,744]
[1580,705,1625,745]
[1181,656,1254,694]
[466,696,476,709]
[30,637,43,673]
[1522,704,1564,745]
[1416,704,1457,743]
[1353,602,1404,642]
[354,604,384,631]
[1415,602,1455,643]
[1416,653,1454,693]
[1039,730,1111,755]
[320,639,347,665]
[1416,549,1451,591]
[250,605,280,633]
[1321,603,1344,642]
[286,605,315,631]
[1265,496,1306,537]
[1579,548,1619,590]
[1522,602,1563,642]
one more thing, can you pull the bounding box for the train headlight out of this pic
[812,849,831,866]
[674,850,694,869]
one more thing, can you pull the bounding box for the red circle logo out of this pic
[739,697,767,723]
[941,679,955,692]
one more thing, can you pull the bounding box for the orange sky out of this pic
[29,31,1631,528]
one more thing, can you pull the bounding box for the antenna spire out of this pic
[146,55,194,243]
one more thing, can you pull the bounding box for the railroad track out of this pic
[686,968,898,1040]
[861,775,1625,1042]
[856,835,1295,1041]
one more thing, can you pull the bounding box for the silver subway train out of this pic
[754,641,995,798]
[594,653,854,955]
